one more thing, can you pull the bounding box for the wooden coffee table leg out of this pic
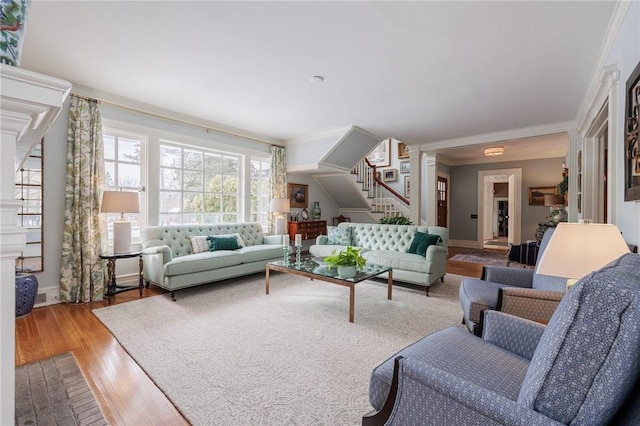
[387,269,393,300]
[349,284,355,323]
[265,266,270,294]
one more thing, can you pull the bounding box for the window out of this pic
[15,141,43,272]
[250,158,270,232]
[159,142,241,225]
[103,130,145,242]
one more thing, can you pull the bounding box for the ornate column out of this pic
[424,153,438,226]
[0,64,70,424]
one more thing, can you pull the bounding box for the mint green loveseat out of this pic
[141,223,283,299]
[309,222,449,295]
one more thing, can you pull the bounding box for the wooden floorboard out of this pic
[15,251,487,425]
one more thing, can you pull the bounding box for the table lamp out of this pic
[536,222,630,288]
[270,198,290,235]
[101,190,140,253]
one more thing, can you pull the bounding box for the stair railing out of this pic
[353,158,409,220]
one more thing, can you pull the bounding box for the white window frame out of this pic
[158,141,243,225]
[103,128,147,246]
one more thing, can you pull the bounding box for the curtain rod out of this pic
[70,91,283,148]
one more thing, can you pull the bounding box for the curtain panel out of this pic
[60,95,107,303]
[269,146,287,234]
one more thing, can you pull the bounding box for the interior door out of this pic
[437,176,448,228]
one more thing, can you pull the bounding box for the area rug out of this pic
[15,352,106,426]
[93,272,465,425]
[450,249,527,268]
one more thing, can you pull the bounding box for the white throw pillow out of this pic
[190,236,210,253]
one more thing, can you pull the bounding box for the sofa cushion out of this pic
[309,244,367,258]
[327,226,352,245]
[407,232,442,256]
[369,327,529,411]
[235,245,283,263]
[362,250,427,273]
[459,278,512,324]
[208,235,242,251]
[190,235,210,253]
[164,251,243,276]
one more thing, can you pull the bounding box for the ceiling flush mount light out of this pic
[484,146,504,157]
[310,75,324,84]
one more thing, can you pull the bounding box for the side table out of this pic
[99,251,143,303]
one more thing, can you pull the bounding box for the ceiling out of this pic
[20,1,616,160]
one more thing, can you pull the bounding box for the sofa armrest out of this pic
[497,287,564,325]
[142,245,172,263]
[263,235,284,245]
[371,357,562,426]
[482,266,534,288]
[480,310,545,360]
[315,235,329,245]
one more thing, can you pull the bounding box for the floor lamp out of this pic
[101,190,140,253]
[536,222,630,288]
[270,198,290,235]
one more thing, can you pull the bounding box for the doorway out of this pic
[478,168,522,249]
[437,175,448,228]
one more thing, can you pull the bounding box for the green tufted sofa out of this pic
[309,222,449,295]
[141,223,283,299]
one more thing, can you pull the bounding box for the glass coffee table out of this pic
[265,256,392,323]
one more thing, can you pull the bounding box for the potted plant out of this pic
[379,216,412,225]
[324,246,366,278]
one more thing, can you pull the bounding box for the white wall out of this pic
[608,2,640,246]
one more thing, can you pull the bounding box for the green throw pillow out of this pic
[327,226,352,245]
[407,232,442,256]
[208,235,242,251]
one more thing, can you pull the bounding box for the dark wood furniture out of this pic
[99,251,144,303]
[288,220,327,241]
[332,214,351,226]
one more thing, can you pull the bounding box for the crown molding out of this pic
[420,121,574,151]
[575,0,631,130]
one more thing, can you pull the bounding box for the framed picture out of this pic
[624,60,640,201]
[399,161,410,174]
[404,176,411,198]
[287,183,308,208]
[528,186,557,206]
[367,139,390,167]
[382,169,397,182]
[397,142,410,159]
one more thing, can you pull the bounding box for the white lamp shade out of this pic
[484,146,504,156]
[101,190,140,214]
[536,223,630,280]
[270,198,290,213]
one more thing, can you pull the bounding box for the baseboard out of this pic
[34,273,141,308]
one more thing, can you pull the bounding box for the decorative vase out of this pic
[311,201,321,219]
[0,0,31,66]
[15,272,38,318]
[337,265,357,279]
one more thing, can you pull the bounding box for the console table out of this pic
[99,251,144,303]
[288,220,327,241]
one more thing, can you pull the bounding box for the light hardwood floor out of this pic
[15,248,487,425]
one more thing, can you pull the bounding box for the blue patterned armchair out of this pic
[459,227,566,334]
[364,253,640,426]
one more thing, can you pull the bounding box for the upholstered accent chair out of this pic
[363,253,640,426]
[459,227,566,334]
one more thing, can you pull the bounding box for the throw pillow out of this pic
[190,236,210,254]
[208,235,242,251]
[327,226,352,245]
[407,232,442,256]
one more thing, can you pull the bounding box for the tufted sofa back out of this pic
[336,222,448,252]
[142,223,265,258]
